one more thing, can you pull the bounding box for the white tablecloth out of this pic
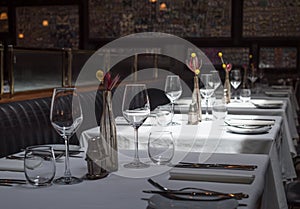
[176,98,297,157]
[0,152,283,209]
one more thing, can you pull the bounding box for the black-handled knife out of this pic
[174,162,257,171]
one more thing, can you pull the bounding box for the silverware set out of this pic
[144,178,248,203]
[0,179,27,186]
[173,162,257,171]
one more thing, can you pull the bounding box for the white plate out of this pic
[225,119,275,126]
[148,194,239,209]
[227,125,271,134]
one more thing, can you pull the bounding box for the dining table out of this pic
[79,113,296,209]
[0,150,282,209]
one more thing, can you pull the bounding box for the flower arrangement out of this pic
[217,52,232,72]
[186,52,202,122]
[96,70,120,91]
[187,52,202,75]
[217,51,231,103]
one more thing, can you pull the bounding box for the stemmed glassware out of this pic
[200,74,214,120]
[211,70,221,91]
[122,84,150,169]
[164,75,182,125]
[230,69,242,102]
[248,68,258,90]
[50,87,83,185]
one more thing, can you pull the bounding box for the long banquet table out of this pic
[80,113,296,209]
[0,151,281,209]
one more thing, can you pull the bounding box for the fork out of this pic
[147,178,248,199]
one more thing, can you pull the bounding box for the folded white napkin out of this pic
[265,91,289,96]
[0,159,24,172]
[115,116,155,126]
[225,119,275,126]
[169,168,255,184]
[148,194,239,209]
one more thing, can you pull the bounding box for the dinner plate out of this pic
[225,119,275,126]
[226,125,271,134]
[148,194,239,209]
[251,100,283,109]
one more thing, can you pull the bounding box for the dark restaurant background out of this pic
[0,0,299,96]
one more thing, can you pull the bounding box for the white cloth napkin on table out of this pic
[0,159,24,172]
[169,168,255,184]
[115,116,155,126]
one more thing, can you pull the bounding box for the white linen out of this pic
[0,152,282,209]
[169,168,255,184]
[0,159,24,172]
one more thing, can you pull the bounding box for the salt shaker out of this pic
[85,136,109,180]
[188,102,198,125]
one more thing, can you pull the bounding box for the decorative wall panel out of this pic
[88,0,231,39]
[259,47,297,69]
[243,0,300,37]
[0,7,8,33]
[200,47,250,67]
[16,5,79,49]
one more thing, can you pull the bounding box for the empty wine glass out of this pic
[211,70,221,91]
[50,87,83,185]
[200,74,214,120]
[248,68,258,90]
[230,69,242,102]
[164,75,182,125]
[122,84,150,169]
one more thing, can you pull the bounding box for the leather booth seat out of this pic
[0,90,102,158]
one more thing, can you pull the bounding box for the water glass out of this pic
[212,99,227,120]
[148,131,174,165]
[24,146,56,187]
[155,104,173,126]
[240,89,251,103]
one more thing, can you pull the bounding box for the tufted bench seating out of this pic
[0,90,103,158]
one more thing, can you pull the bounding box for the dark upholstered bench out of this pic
[0,91,103,158]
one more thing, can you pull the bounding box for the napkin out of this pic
[225,119,275,126]
[264,91,289,96]
[115,116,155,126]
[0,159,24,172]
[148,194,239,209]
[169,168,255,184]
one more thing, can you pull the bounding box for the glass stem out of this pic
[63,136,72,182]
[170,102,175,123]
[133,127,140,164]
[206,99,209,119]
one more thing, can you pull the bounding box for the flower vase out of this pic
[224,71,231,104]
[192,75,202,122]
[100,90,118,172]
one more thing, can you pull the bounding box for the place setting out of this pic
[224,118,274,134]
[251,99,284,109]
[144,178,247,209]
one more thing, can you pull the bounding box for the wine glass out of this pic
[50,87,83,185]
[230,69,242,102]
[200,74,214,120]
[248,68,258,90]
[122,84,150,169]
[164,75,182,125]
[211,70,221,91]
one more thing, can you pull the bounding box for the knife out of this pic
[0,179,27,184]
[174,162,257,171]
